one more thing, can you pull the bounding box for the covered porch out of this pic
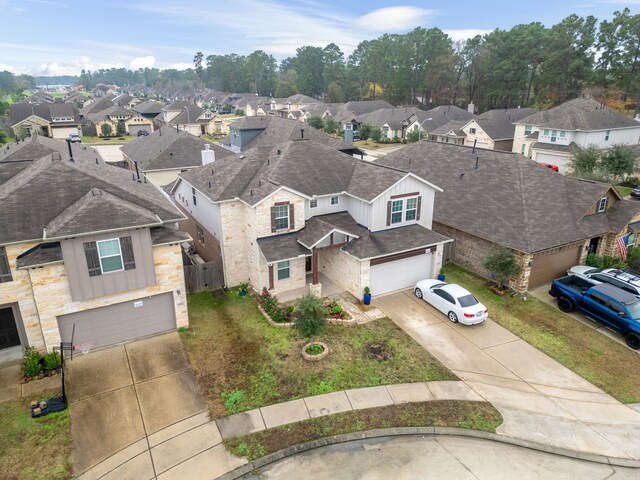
[278,272,344,303]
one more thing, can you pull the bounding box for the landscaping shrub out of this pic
[586,252,604,268]
[295,294,327,338]
[24,356,42,377]
[44,352,61,371]
[482,247,521,288]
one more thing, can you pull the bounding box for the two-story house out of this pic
[513,98,640,172]
[121,127,232,187]
[378,141,640,291]
[171,139,451,299]
[0,136,189,363]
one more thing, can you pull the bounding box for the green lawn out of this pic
[615,185,633,197]
[181,292,457,418]
[447,265,640,403]
[0,394,71,480]
[226,401,502,461]
[81,135,135,145]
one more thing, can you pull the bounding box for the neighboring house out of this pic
[333,101,396,131]
[81,97,117,117]
[121,126,232,187]
[377,141,640,292]
[431,108,536,151]
[156,101,219,136]
[10,103,81,139]
[224,116,363,156]
[171,139,451,299]
[513,98,640,172]
[132,100,165,120]
[85,106,154,136]
[0,136,189,362]
[406,105,476,139]
[354,107,429,140]
[113,93,141,109]
[92,83,118,97]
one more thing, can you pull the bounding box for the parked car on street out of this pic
[414,279,488,325]
[630,185,640,199]
[566,266,640,297]
[67,133,81,143]
[549,275,640,349]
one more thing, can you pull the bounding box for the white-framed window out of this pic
[274,205,289,230]
[330,196,339,205]
[469,127,476,134]
[277,260,290,280]
[391,200,404,224]
[97,238,124,273]
[405,197,418,221]
[605,130,610,141]
[524,125,532,135]
[310,199,318,208]
[543,129,549,136]
[559,131,566,138]
[551,130,557,142]
[598,197,608,212]
[192,187,197,206]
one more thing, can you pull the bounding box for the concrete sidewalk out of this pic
[0,359,63,403]
[374,290,640,462]
[216,381,481,440]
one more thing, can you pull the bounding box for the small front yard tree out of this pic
[323,117,338,135]
[600,144,635,180]
[569,145,599,175]
[406,129,421,143]
[370,126,382,143]
[307,115,324,130]
[100,123,113,137]
[359,124,372,140]
[295,293,327,338]
[116,120,126,136]
[482,247,521,289]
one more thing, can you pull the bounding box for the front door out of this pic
[0,306,21,350]
[305,256,312,273]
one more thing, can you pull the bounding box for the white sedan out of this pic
[414,279,488,325]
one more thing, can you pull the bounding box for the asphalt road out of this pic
[241,435,638,480]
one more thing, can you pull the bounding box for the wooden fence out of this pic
[184,261,224,293]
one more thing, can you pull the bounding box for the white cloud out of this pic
[35,56,124,76]
[354,7,437,32]
[0,63,27,74]
[444,29,492,41]
[129,56,155,70]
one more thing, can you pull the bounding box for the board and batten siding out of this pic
[304,194,347,219]
[175,179,223,239]
[345,196,371,228]
[370,176,436,232]
[61,228,156,302]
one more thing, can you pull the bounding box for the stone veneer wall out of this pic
[3,242,188,352]
[319,249,368,298]
[220,201,250,287]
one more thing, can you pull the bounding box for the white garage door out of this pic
[128,124,151,135]
[52,127,79,139]
[369,251,434,296]
[57,293,176,351]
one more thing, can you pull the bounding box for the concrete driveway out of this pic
[374,290,640,462]
[93,144,125,164]
[66,332,244,479]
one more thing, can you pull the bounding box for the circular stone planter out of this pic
[301,342,329,361]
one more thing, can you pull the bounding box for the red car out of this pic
[539,162,559,172]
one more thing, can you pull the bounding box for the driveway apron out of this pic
[66,332,245,479]
[375,290,640,461]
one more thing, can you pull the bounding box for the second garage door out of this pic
[528,244,582,288]
[57,293,176,351]
[369,251,433,296]
[128,124,151,136]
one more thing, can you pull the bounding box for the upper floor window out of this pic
[83,236,135,277]
[273,204,290,231]
[543,129,549,136]
[0,246,12,283]
[524,125,532,135]
[310,199,318,209]
[550,130,557,142]
[559,131,566,138]
[597,197,608,213]
[192,187,197,206]
[388,195,421,226]
[605,130,610,141]
[469,127,476,134]
[330,196,339,206]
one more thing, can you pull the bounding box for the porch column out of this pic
[312,248,319,285]
[268,264,274,290]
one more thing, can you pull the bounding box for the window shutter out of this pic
[0,247,12,283]
[289,203,295,230]
[386,201,392,226]
[416,196,422,221]
[270,206,277,233]
[83,241,102,277]
[120,236,136,270]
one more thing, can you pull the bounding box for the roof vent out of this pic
[170,152,173,156]
[51,152,62,161]
[459,172,465,178]
[300,128,304,139]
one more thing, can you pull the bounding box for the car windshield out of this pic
[457,294,479,308]
[625,301,640,321]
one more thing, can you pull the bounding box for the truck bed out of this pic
[551,275,598,295]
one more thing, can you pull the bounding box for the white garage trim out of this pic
[51,126,79,139]
[369,249,434,296]
[57,292,176,351]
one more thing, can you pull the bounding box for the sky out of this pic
[1,0,639,77]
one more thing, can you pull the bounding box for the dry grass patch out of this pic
[447,266,640,403]
[182,292,456,418]
[225,401,502,460]
[0,392,71,480]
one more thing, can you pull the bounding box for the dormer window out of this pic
[310,199,318,208]
[598,197,608,213]
[330,196,339,206]
[469,127,476,134]
[387,194,422,226]
[605,130,610,141]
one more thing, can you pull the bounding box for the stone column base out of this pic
[309,282,322,297]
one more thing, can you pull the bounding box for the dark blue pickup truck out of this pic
[550,275,640,349]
